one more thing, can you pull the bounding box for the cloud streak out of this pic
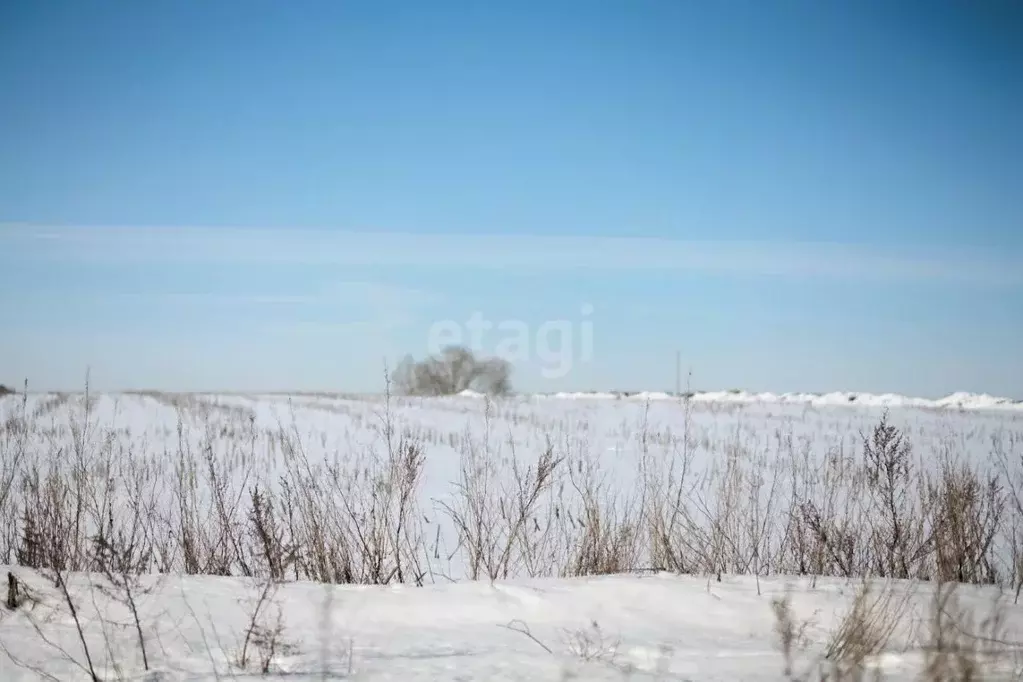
[101,281,442,307]
[4,223,1021,287]
[10,278,441,309]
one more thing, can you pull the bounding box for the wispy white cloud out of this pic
[102,281,442,308]
[10,279,440,309]
[4,274,440,338]
[110,292,315,305]
[3,223,1021,286]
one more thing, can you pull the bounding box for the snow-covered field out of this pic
[1,390,1022,680]
[3,568,1023,681]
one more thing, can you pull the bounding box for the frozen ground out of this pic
[1,390,1022,680]
[1,568,1022,681]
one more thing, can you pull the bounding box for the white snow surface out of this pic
[1,390,1023,679]
[2,569,1022,681]
[531,390,1023,411]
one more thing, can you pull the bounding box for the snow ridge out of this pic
[456,389,1023,411]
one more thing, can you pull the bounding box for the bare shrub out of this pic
[860,411,931,580]
[562,620,620,664]
[394,346,512,396]
[247,484,295,582]
[276,425,427,585]
[561,451,643,577]
[788,444,866,580]
[767,578,1015,682]
[498,618,630,675]
[273,428,357,584]
[786,412,1007,589]
[771,588,815,678]
[919,581,1015,681]
[821,579,912,679]
[170,421,252,577]
[91,532,158,672]
[439,399,563,580]
[327,432,427,584]
[0,385,27,534]
[236,576,291,674]
[994,434,1023,602]
[260,381,429,586]
[770,580,913,681]
[642,398,700,575]
[927,456,1004,586]
[14,383,109,575]
[660,433,785,584]
[3,383,1019,594]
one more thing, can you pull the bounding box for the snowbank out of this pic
[507,390,1023,412]
[1,568,1016,681]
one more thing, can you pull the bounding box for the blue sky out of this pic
[1,1,1021,396]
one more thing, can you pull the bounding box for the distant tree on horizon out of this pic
[393,346,512,397]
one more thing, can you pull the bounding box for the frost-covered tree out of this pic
[394,346,512,396]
